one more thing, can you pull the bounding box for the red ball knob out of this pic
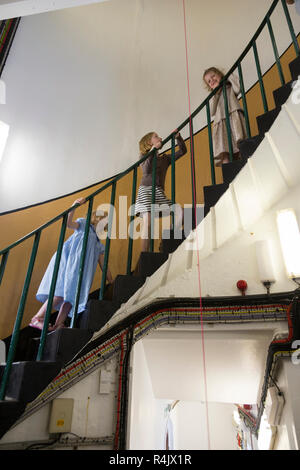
[237,280,248,296]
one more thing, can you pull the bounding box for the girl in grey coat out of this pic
[203,67,247,167]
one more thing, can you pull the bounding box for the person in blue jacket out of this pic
[29,198,113,331]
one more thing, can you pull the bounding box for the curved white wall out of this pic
[0,0,299,212]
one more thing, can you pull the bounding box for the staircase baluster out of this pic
[0,251,9,287]
[127,167,137,275]
[36,215,68,361]
[189,119,197,228]
[99,181,116,300]
[222,80,234,162]
[150,149,157,253]
[281,0,300,57]
[206,102,216,185]
[171,134,176,229]
[0,230,41,400]
[253,41,269,113]
[238,62,251,139]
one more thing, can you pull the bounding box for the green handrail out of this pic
[222,81,234,162]
[0,0,299,400]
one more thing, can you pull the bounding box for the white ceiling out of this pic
[0,0,110,20]
[142,326,277,404]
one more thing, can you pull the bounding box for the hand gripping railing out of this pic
[0,0,299,400]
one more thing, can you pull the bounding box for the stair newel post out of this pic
[267,17,285,86]
[171,134,176,229]
[99,181,116,301]
[281,0,300,57]
[0,250,9,286]
[189,119,197,229]
[70,198,94,328]
[222,80,234,162]
[0,230,41,400]
[126,166,137,275]
[206,102,216,185]
[237,62,251,139]
[36,215,68,361]
[150,149,157,253]
[253,41,269,114]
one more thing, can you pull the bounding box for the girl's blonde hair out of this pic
[91,210,108,226]
[202,67,224,91]
[139,132,155,155]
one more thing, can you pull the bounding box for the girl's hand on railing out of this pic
[68,198,86,229]
[173,128,180,138]
[72,197,86,207]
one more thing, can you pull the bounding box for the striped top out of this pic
[139,134,187,189]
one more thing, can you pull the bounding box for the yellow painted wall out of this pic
[0,40,298,339]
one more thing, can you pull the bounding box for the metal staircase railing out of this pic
[0,0,299,401]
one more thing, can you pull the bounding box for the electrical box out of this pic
[49,398,74,434]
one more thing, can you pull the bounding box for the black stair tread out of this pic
[0,400,27,439]
[204,183,229,216]
[134,251,168,278]
[256,107,281,135]
[39,328,93,365]
[3,311,61,362]
[0,361,62,403]
[222,157,248,185]
[289,55,300,80]
[113,274,146,304]
[160,238,183,254]
[78,299,120,332]
[160,228,186,254]
[273,81,293,107]
[238,134,264,158]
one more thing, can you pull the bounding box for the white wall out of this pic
[0,357,118,449]
[1,0,299,212]
[172,401,236,451]
[141,327,278,404]
[128,339,171,450]
[274,359,300,450]
[128,335,250,450]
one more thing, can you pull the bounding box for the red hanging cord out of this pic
[182,0,211,450]
[114,331,126,449]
